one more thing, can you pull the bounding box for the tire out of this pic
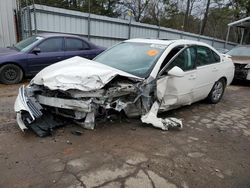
[0,64,23,84]
[206,79,226,104]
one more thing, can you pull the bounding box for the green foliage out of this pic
[20,0,121,17]
[18,0,250,43]
[205,7,235,40]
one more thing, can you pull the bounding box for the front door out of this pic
[157,46,197,110]
[27,37,65,75]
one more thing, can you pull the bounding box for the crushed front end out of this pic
[14,78,146,136]
[14,56,183,137]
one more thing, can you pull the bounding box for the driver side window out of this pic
[167,47,196,72]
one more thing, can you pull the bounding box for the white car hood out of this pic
[32,56,142,91]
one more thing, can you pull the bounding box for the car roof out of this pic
[125,38,214,48]
[37,33,86,40]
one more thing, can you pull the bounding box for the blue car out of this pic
[0,33,106,84]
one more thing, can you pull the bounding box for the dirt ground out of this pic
[0,80,249,188]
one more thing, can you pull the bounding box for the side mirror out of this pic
[32,47,41,54]
[168,66,185,77]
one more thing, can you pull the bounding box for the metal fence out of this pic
[22,4,237,49]
[0,0,18,47]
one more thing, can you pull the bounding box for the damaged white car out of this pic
[14,39,235,136]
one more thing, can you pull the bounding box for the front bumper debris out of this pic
[14,85,43,127]
[141,101,183,130]
[14,86,65,137]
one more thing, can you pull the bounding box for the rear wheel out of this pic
[207,79,225,104]
[0,64,23,84]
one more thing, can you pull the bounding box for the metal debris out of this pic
[141,101,183,130]
[71,130,83,136]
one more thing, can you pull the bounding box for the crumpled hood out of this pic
[231,56,250,64]
[32,56,142,91]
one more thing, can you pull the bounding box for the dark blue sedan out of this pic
[0,33,106,84]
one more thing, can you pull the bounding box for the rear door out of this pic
[157,46,197,110]
[194,46,221,101]
[27,37,65,74]
[64,37,97,60]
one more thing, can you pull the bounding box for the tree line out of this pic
[20,0,250,44]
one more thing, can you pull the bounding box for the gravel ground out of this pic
[0,80,249,188]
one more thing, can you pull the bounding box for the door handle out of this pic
[212,68,218,72]
[57,57,62,60]
[188,75,196,80]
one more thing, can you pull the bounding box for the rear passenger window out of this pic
[66,38,89,51]
[196,46,218,66]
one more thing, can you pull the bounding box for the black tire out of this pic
[0,64,23,84]
[207,79,226,104]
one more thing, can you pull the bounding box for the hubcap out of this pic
[4,68,17,81]
[212,81,223,101]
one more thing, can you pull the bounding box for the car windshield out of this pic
[227,46,250,57]
[14,36,44,52]
[94,42,166,78]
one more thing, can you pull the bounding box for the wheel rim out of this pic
[212,81,223,101]
[4,68,18,81]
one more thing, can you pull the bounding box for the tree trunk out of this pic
[200,0,210,35]
[183,0,190,31]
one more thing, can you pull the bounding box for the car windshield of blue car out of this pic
[94,42,166,78]
[227,46,250,57]
[14,36,44,52]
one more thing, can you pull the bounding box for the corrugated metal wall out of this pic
[0,0,17,47]
[25,4,236,49]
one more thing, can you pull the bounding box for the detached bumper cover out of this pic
[14,86,65,137]
[14,86,43,130]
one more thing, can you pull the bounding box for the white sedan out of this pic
[14,39,235,136]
